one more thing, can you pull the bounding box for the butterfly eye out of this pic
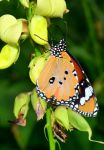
[49,77,55,84]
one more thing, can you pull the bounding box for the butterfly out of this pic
[36,39,99,117]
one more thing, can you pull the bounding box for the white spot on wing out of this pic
[71,102,74,105]
[73,107,77,111]
[56,101,61,105]
[80,97,85,105]
[93,111,97,116]
[94,107,98,112]
[40,93,43,97]
[70,105,74,108]
[85,86,93,100]
[89,86,93,92]
[86,78,90,82]
[75,104,78,108]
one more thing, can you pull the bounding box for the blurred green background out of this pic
[0,0,104,149]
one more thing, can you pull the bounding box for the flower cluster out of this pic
[0,0,68,69]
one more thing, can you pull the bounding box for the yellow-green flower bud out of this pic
[31,89,47,120]
[13,92,30,126]
[0,14,23,44]
[29,15,48,45]
[67,108,93,141]
[35,0,69,18]
[68,108,91,132]
[51,109,68,142]
[54,106,73,130]
[19,0,29,8]
[18,19,29,40]
[29,55,47,84]
[0,14,16,39]
[0,44,19,69]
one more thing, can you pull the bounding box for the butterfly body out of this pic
[36,39,98,117]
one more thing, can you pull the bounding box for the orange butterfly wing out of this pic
[36,39,98,117]
[37,53,78,101]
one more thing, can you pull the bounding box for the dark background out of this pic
[0,0,104,149]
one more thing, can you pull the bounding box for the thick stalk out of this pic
[46,108,56,150]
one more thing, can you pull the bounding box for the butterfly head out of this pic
[51,39,66,57]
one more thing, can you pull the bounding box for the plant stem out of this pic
[46,108,56,150]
